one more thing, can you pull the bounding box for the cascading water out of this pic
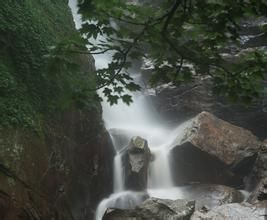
[94,73,193,219]
[68,1,190,219]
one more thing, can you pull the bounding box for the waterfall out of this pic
[95,87,192,220]
[68,1,190,219]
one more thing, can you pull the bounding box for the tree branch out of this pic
[93,27,147,90]
[173,57,184,82]
[160,0,232,79]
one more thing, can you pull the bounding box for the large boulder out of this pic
[191,202,266,220]
[171,112,262,186]
[122,136,151,191]
[103,197,195,220]
[181,111,261,166]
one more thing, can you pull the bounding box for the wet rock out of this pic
[247,177,267,204]
[122,136,151,191]
[191,202,267,220]
[246,141,267,190]
[103,197,195,220]
[183,184,244,210]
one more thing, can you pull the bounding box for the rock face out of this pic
[171,112,262,186]
[122,136,151,191]
[103,197,195,220]
[0,108,115,220]
[191,202,267,220]
[0,1,115,219]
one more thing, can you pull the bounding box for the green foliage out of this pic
[76,0,267,104]
[0,0,99,128]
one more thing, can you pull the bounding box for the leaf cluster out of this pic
[77,0,267,104]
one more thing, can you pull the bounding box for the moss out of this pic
[0,0,100,129]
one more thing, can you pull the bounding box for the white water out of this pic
[113,153,124,193]
[95,191,147,220]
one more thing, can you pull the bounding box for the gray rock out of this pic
[183,184,244,211]
[191,202,267,220]
[103,197,195,220]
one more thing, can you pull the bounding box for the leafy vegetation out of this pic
[0,0,99,128]
[75,0,267,105]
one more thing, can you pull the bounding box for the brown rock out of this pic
[185,112,261,166]
[171,112,261,186]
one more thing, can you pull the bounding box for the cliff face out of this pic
[0,1,114,219]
